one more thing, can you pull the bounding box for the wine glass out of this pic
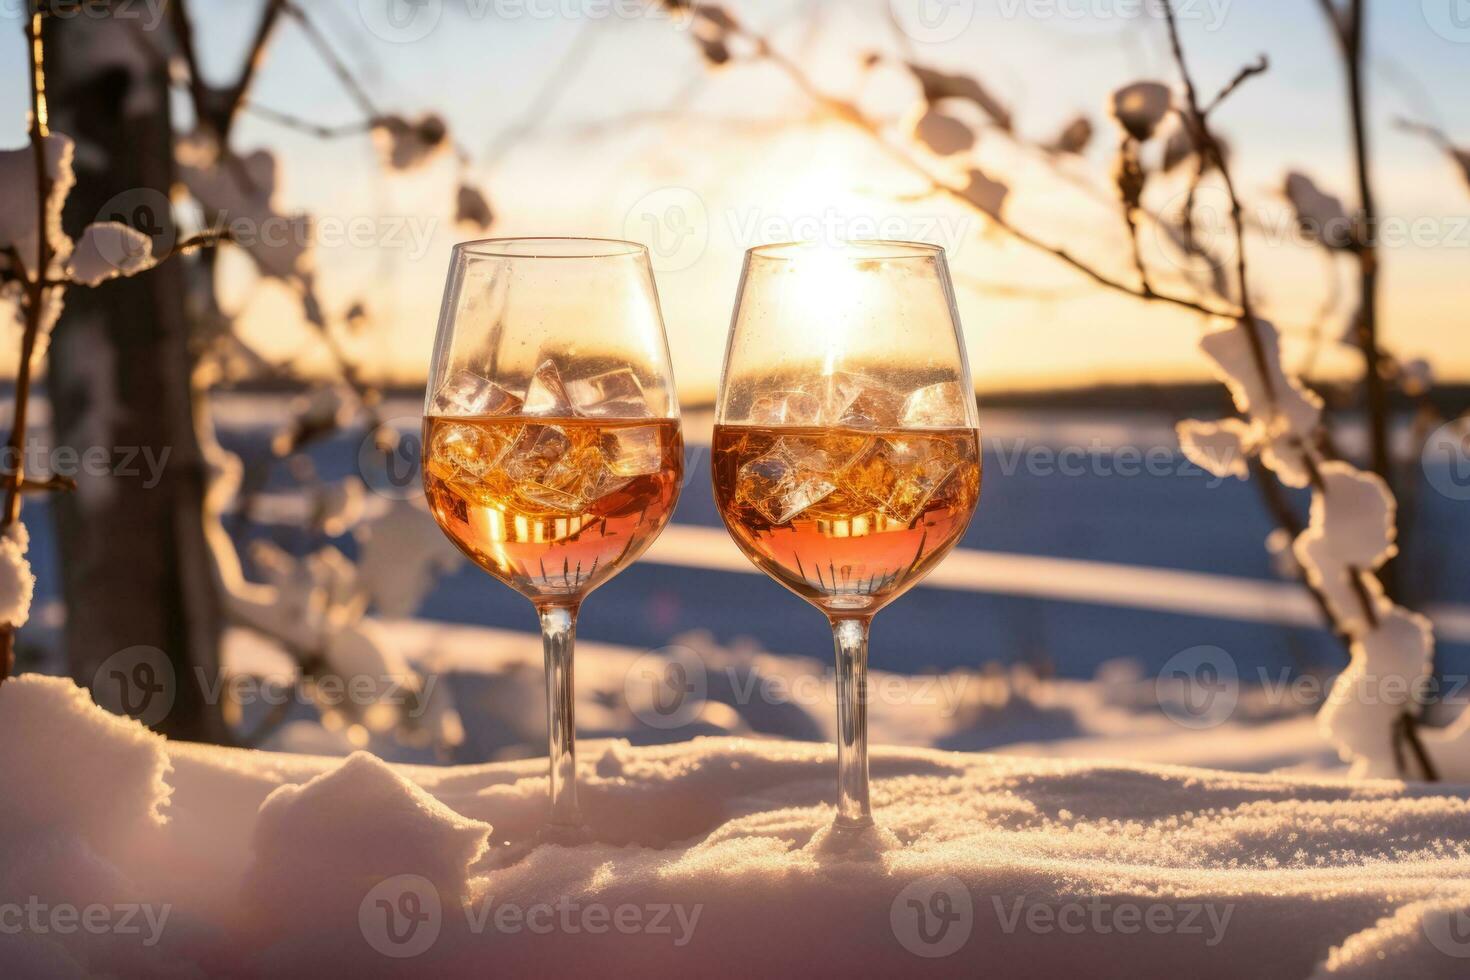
[423,238,683,835]
[712,241,981,836]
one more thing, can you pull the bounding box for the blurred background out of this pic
[0,0,1466,769]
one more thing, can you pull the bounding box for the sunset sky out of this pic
[1,0,1468,400]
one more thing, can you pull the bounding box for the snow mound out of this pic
[0,675,170,847]
[4,674,1470,977]
[244,752,492,935]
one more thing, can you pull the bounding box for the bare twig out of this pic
[1,10,55,681]
[1317,0,1393,536]
[279,0,380,118]
[1160,7,1277,405]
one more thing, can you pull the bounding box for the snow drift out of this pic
[2,674,1470,978]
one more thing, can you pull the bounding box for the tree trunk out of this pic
[43,20,229,742]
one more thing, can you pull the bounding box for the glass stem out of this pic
[830,616,873,829]
[539,603,581,829]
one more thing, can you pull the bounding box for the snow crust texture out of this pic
[3,675,1470,978]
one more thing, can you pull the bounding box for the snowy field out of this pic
[5,673,1470,979]
[7,397,1470,977]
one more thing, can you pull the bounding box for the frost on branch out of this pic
[371,113,449,171]
[1194,318,1323,488]
[906,63,1012,132]
[1110,82,1171,142]
[176,136,312,281]
[455,183,494,230]
[960,167,1009,220]
[1046,116,1093,156]
[1177,418,1253,479]
[0,133,76,279]
[353,500,462,618]
[0,521,35,627]
[67,222,158,286]
[1293,463,1396,630]
[1318,607,1433,778]
[1285,172,1353,249]
[912,107,974,156]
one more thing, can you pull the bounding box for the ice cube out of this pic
[821,372,904,428]
[567,368,654,418]
[578,464,633,503]
[514,439,591,513]
[749,391,823,426]
[430,370,523,416]
[523,360,575,417]
[806,434,875,474]
[517,443,633,514]
[503,424,572,483]
[845,437,960,523]
[600,425,663,477]
[427,421,512,481]
[736,443,837,525]
[901,382,970,427]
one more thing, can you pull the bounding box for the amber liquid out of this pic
[712,425,980,614]
[423,416,682,602]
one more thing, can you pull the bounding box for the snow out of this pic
[0,520,34,627]
[65,222,157,286]
[4,672,1470,977]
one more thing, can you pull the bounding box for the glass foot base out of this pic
[806,818,900,860]
[536,821,591,847]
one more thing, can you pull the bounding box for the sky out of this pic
[1,0,1468,400]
